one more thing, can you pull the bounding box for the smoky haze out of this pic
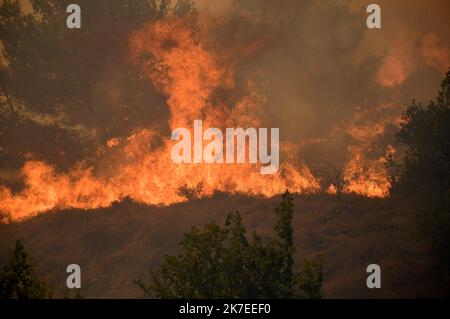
[0,0,448,220]
[201,0,449,168]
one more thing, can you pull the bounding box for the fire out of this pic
[342,145,393,198]
[0,161,116,221]
[326,109,397,198]
[0,131,319,221]
[129,17,236,129]
[0,15,410,222]
[0,17,320,222]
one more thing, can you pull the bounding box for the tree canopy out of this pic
[136,190,323,298]
[0,0,194,173]
[390,71,450,270]
[391,71,450,195]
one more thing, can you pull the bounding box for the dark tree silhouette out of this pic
[0,240,52,299]
[136,190,324,298]
[390,70,450,270]
[328,167,345,199]
[0,0,194,172]
[177,182,204,201]
[391,71,450,195]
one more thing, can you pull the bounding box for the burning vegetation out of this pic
[0,0,448,222]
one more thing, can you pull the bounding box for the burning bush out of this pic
[177,182,204,201]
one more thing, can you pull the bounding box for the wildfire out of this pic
[0,17,321,222]
[342,145,394,198]
[0,15,408,222]
[326,109,398,198]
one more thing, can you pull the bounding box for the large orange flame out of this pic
[326,107,398,198]
[0,17,321,222]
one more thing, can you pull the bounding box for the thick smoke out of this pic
[0,0,448,220]
[198,0,449,175]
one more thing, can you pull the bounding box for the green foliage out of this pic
[177,182,203,201]
[390,71,450,195]
[390,71,450,270]
[416,190,450,268]
[296,258,323,299]
[0,240,52,299]
[136,190,324,298]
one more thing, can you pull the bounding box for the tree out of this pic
[274,190,294,296]
[391,71,450,195]
[136,190,324,298]
[0,0,194,172]
[0,240,52,299]
[297,258,323,299]
[390,71,450,270]
[328,167,345,199]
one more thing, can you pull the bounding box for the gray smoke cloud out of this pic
[198,0,449,173]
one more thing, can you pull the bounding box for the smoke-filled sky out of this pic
[197,0,448,138]
[13,0,450,138]
[194,0,449,172]
[0,0,448,220]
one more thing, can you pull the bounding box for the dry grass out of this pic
[0,194,447,298]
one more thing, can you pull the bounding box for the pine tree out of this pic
[0,240,52,299]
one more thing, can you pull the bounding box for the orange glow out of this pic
[326,111,397,198]
[421,34,450,73]
[342,145,394,198]
[376,42,414,88]
[1,15,416,222]
[0,17,321,222]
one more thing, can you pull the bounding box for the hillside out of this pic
[0,194,446,298]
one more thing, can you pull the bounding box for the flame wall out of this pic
[0,0,448,221]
